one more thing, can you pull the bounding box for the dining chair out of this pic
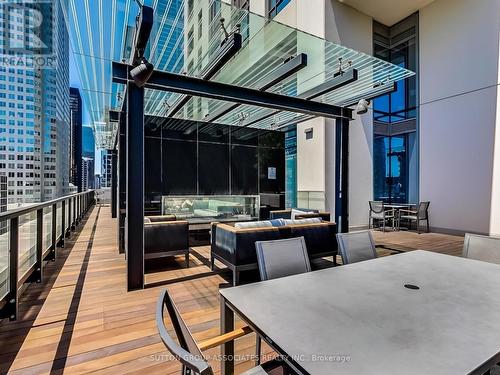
[336,231,377,265]
[368,201,395,232]
[399,201,430,234]
[462,233,500,264]
[255,237,311,281]
[156,289,294,375]
[254,236,311,366]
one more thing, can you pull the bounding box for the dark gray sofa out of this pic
[211,219,337,285]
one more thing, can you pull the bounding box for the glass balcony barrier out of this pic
[0,191,95,321]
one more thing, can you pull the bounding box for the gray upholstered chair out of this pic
[255,237,311,281]
[336,231,377,265]
[368,201,395,232]
[463,233,500,264]
[156,289,294,375]
[399,201,430,234]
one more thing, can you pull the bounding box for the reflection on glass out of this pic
[0,220,9,300]
[43,207,52,253]
[18,212,37,279]
[161,195,260,224]
[56,203,63,240]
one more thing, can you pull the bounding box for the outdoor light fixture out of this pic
[130,57,154,87]
[356,98,371,115]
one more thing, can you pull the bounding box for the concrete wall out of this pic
[325,0,373,228]
[275,0,373,226]
[419,0,500,234]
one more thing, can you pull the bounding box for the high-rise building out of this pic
[82,125,95,188]
[0,1,70,206]
[101,150,112,188]
[81,156,94,191]
[0,175,6,215]
[69,87,82,191]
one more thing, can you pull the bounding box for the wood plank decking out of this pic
[0,206,465,374]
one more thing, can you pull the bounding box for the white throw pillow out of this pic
[291,208,311,219]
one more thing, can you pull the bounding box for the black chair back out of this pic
[156,289,214,375]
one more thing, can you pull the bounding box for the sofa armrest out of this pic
[295,212,331,221]
[146,215,177,222]
[213,223,281,266]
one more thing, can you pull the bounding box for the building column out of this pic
[126,82,144,291]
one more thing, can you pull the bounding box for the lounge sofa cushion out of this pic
[234,219,285,229]
[283,218,322,225]
[291,208,316,219]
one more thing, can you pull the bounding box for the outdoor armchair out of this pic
[399,201,430,234]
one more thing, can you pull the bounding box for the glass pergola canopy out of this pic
[63,0,415,149]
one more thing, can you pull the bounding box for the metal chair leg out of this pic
[255,335,261,366]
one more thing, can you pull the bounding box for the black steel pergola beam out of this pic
[241,68,358,127]
[166,33,242,118]
[112,62,352,119]
[203,53,308,123]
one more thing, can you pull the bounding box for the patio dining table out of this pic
[219,251,500,375]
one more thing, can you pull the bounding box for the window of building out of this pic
[268,0,291,18]
[372,13,419,204]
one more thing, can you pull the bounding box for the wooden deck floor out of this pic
[0,206,466,374]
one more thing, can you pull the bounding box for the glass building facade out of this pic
[0,1,70,205]
[373,13,419,203]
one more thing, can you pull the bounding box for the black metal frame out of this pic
[112,62,353,119]
[126,82,145,291]
[203,53,308,123]
[241,68,358,127]
[335,117,350,233]
[0,191,95,321]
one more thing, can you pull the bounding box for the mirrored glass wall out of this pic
[373,13,419,204]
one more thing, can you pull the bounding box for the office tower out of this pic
[82,125,95,188]
[69,87,82,191]
[0,1,70,205]
[81,157,94,191]
[101,150,112,188]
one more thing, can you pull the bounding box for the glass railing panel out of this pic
[65,200,70,232]
[18,212,37,279]
[43,207,52,253]
[56,203,63,240]
[0,219,9,300]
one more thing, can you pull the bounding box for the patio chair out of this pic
[368,201,395,232]
[462,233,500,264]
[254,236,311,366]
[336,231,377,265]
[156,289,294,375]
[255,237,311,281]
[399,201,430,234]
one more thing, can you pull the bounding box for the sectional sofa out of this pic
[211,217,337,285]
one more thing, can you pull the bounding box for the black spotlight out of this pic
[130,57,154,87]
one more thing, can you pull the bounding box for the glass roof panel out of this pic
[65,0,414,149]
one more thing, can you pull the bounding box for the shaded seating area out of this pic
[210,218,337,285]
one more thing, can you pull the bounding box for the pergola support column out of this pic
[335,117,350,233]
[126,82,144,291]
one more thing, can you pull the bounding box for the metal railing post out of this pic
[7,217,19,321]
[60,200,66,247]
[33,209,43,284]
[66,198,72,237]
[50,203,57,260]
